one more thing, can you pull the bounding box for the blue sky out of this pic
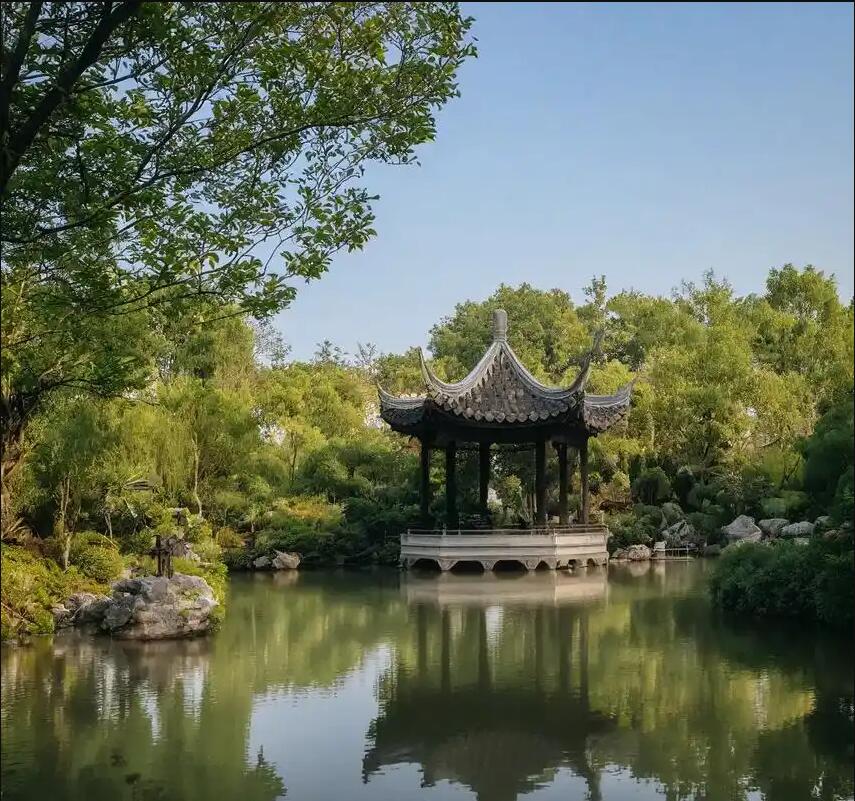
[274,2,854,361]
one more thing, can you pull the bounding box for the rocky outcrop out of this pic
[51,592,110,630]
[758,518,789,538]
[663,520,696,547]
[59,575,217,640]
[611,548,627,560]
[627,544,651,561]
[100,575,218,639]
[781,521,815,538]
[252,555,271,569]
[722,515,762,543]
[271,550,300,570]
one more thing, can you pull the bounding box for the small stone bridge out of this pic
[400,524,609,572]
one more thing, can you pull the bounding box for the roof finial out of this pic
[492,308,508,342]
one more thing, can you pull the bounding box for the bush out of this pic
[631,467,672,505]
[1,545,106,639]
[710,538,853,628]
[174,557,227,602]
[69,532,124,583]
[222,547,253,571]
[216,526,244,549]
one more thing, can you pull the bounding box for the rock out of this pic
[814,516,833,533]
[703,544,722,557]
[73,594,111,626]
[100,574,218,640]
[169,538,200,561]
[51,604,75,629]
[611,548,627,560]
[663,519,696,547]
[627,544,651,561]
[53,592,111,629]
[722,515,762,543]
[661,502,684,524]
[793,537,811,546]
[758,518,789,538]
[781,521,815,538]
[271,550,300,570]
[252,555,271,569]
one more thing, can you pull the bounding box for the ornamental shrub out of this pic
[710,537,853,628]
[69,532,124,583]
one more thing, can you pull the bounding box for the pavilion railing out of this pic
[405,524,607,537]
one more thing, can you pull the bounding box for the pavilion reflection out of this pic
[402,569,607,608]
[363,594,613,801]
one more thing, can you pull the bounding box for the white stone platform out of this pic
[400,525,609,571]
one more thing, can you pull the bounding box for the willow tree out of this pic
[0,1,475,523]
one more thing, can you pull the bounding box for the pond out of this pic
[2,561,852,801]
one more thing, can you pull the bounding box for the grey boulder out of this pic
[722,515,762,543]
[99,574,218,640]
[271,550,300,570]
[781,521,815,538]
[252,555,271,569]
[758,518,789,538]
[627,544,651,561]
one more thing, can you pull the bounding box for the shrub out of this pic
[631,467,672,505]
[222,547,253,571]
[69,532,124,583]
[174,557,228,602]
[1,545,105,639]
[216,527,244,549]
[710,538,853,628]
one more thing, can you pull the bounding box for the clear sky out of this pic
[274,2,854,361]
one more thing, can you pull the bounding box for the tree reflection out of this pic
[365,564,853,801]
[1,565,852,801]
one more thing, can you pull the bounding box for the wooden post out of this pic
[535,439,547,525]
[479,442,490,515]
[558,442,569,525]
[580,437,589,524]
[420,439,431,524]
[445,441,457,528]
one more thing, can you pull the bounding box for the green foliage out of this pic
[0,545,106,639]
[710,539,854,628]
[68,532,124,583]
[173,558,228,606]
[800,400,854,521]
[632,468,672,505]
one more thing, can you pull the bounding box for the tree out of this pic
[0,2,475,513]
[429,283,590,383]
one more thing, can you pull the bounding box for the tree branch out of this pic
[1,0,142,195]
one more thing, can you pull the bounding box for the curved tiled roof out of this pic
[378,310,632,435]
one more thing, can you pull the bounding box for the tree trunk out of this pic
[191,436,202,516]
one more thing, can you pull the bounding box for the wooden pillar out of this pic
[558,442,569,525]
[535,439,547,525]
[445,441,457,528]
[478,442,490,514]
[419,439,431,524]
[580,436,590,524]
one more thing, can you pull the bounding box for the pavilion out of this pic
[378,309,633,571]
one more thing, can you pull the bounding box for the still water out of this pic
[2,561,852,801]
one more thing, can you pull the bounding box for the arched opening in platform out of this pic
[494,559,527,572]
[411,558,441,571]
[566,559,579,570]
[451,560,485,573]
[534,560,550,571]
[586,558,598,568]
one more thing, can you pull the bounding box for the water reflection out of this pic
[1,565,852,801]
[364,603,611,801]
